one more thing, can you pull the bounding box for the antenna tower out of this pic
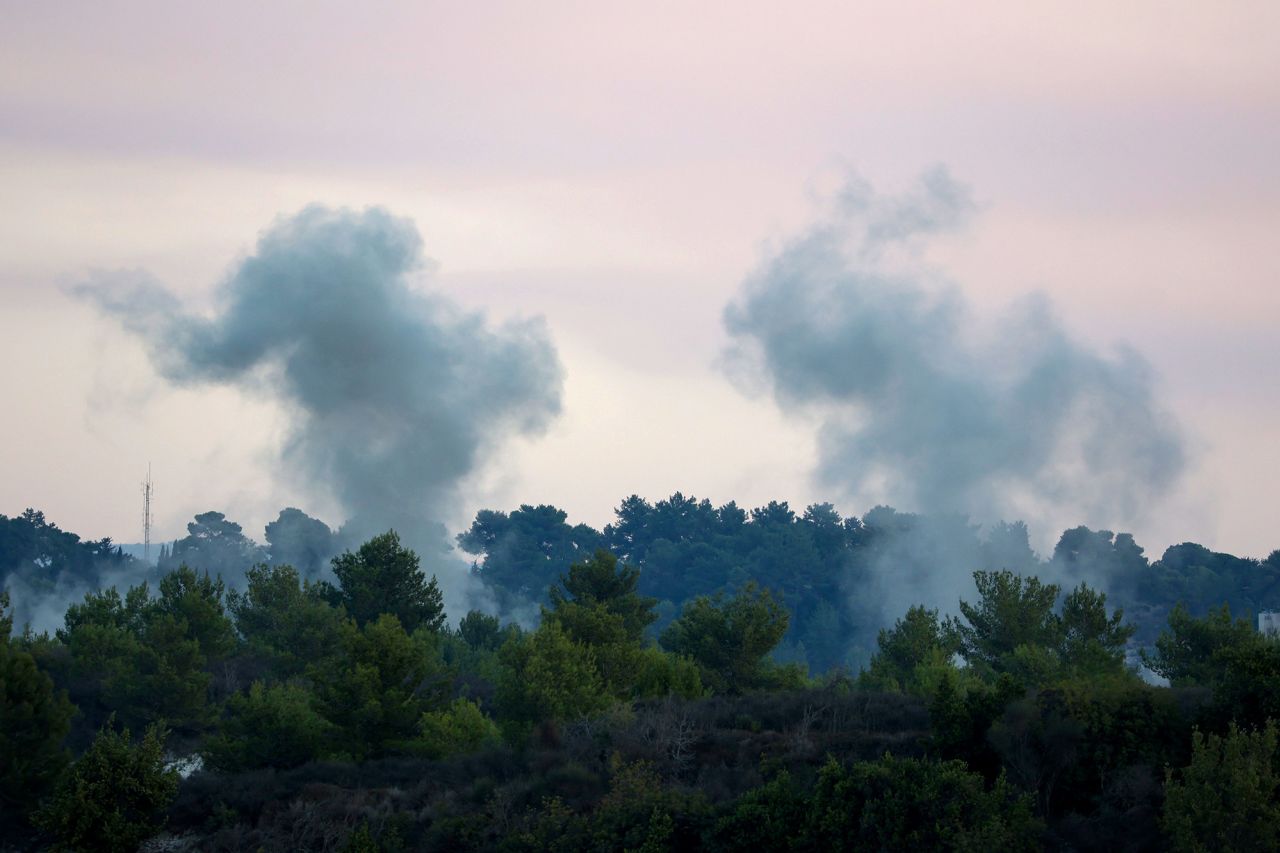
[142,464,154,564]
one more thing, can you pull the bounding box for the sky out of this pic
[2,1,1277,561]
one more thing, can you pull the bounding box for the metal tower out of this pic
[142,464,154,564]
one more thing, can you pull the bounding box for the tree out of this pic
[203,681,334,772]
[1204,633,1280,730]
[1141,603,1256,686]
[330,531,446,634]
[227,563,344,678]
[152,566,235,661]
[459,504,604,603]
[264,507,335,578]
[860,605,958,694]
[987,677,1187,836]
[59,580,213,733]
[950,571,1133,684]
[414,697,501,759]
[548,549,657,644]
[1058,582,1134,677]
[159,510,265,577]
[952,570,1061,675]
[1163,722,1280,852]
[495,620,610,734]
[456,610,503,651]
[1,591,73,837]
[713,770,810,852]
[659,582,793,694]
[36,718,179,853]
[0,509,132,593]
[542,549,671,698]
[310,614,449,759]
[987,690,1085,816]
[805,755,1041,851]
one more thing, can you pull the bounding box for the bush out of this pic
[36,718,179,852]
[1164,721,1280,852]
[0,620,73,836]
[415,698,502,759]
[806,754,1041,851]
[203,681,335,771]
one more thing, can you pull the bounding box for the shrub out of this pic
[36,718,179,852]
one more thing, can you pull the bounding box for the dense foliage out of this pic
[1,500,1278,851]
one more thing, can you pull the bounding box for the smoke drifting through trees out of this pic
[723,169,1187,618]
[78,205,564,606]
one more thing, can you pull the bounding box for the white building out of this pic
[1259,612,1280,637]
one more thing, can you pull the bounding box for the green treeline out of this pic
[3,501,1280,851]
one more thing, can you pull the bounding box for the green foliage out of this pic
[1058,582,1135,676]
[545,602,636,694]
[1210,635,1280,730]
[953,570,1062,673]
[540,549,701,701]
[1140,604,1280,729]
[1142,603,1257,686]
[36,718,179,853]
[466,494,876,674]
[860,605,959,694]
[506,759,709,852]
[660,582,790,694]
[929,670,1023,778]
[459,504,605,606]
[414,697,501,759]
[1138,542,1280,625]
[59,574,221,733]
[715,755,1040,852]
[264,507,335,578]
[159,510,265,577]
[457,609,504,651]
[587,759,708,850]
[202,681,335,771]
[496,620,610,733]
[548,550,657,644]
[10,501,1280,851]
[152,565,235,661]
[342,822,381,853]
[227,563,345,678]
[0,509,132,594]
[987,690,1085,815]
[311,613,450,760]
[630,646,705,700]
[542,550,650,696]
[805,755,1041,852]
[331,531,446,634]
[1,604,73,835]
[128,614,212,732]
[1052,677,1187,822]
[1163,721,1280,852]
[712,770,809,852]
[951,571,1133,684]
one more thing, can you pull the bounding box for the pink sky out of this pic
[1,1,1277,557]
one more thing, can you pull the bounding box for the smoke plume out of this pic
[724,169,1185,533]
[78,205,563,606]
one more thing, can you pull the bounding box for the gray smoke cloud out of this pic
[724,169,1186,635]
[78,205,563,608]
[724,168,1185,532]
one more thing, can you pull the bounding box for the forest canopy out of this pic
[2,497,1279,851]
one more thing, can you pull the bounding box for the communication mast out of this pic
[142,464,154,564]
